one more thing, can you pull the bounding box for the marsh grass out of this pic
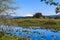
[0,18,60,30]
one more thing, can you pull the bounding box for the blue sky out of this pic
[14,0,60,16]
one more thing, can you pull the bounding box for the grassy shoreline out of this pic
[0,18,60,30]
[0,32,30,40]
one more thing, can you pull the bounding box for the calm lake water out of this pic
[0,25,60,40]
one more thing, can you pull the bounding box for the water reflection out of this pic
[0,25,60,40]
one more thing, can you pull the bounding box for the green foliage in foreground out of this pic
[0,32,17,40]
[0,32,16,40]
[40,0,60,13]
[0,18,60,30]
[0,34,31,40]
[0,32,30,40]
[0,35,18,40]
[0,0,17,15]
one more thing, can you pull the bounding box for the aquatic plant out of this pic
[51,35,57,40]
[41,35,46,40]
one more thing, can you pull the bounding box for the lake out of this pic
[0,25,60,40]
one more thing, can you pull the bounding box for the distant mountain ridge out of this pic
[13,14,60,19]
[45,14,60,19]
[0,14,60,19]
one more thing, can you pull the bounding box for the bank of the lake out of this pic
[0,18,60,30]
[0,33,29,40]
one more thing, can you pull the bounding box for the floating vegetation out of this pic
[51,35,57,40]
[22,30,30,34]
[41,35,46,40]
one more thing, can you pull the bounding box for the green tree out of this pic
[33,12,42,18]
[0,0,18,15]
[40,0,60,13]
[0,0,18,20]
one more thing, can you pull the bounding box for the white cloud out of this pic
[23,14,33,16]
